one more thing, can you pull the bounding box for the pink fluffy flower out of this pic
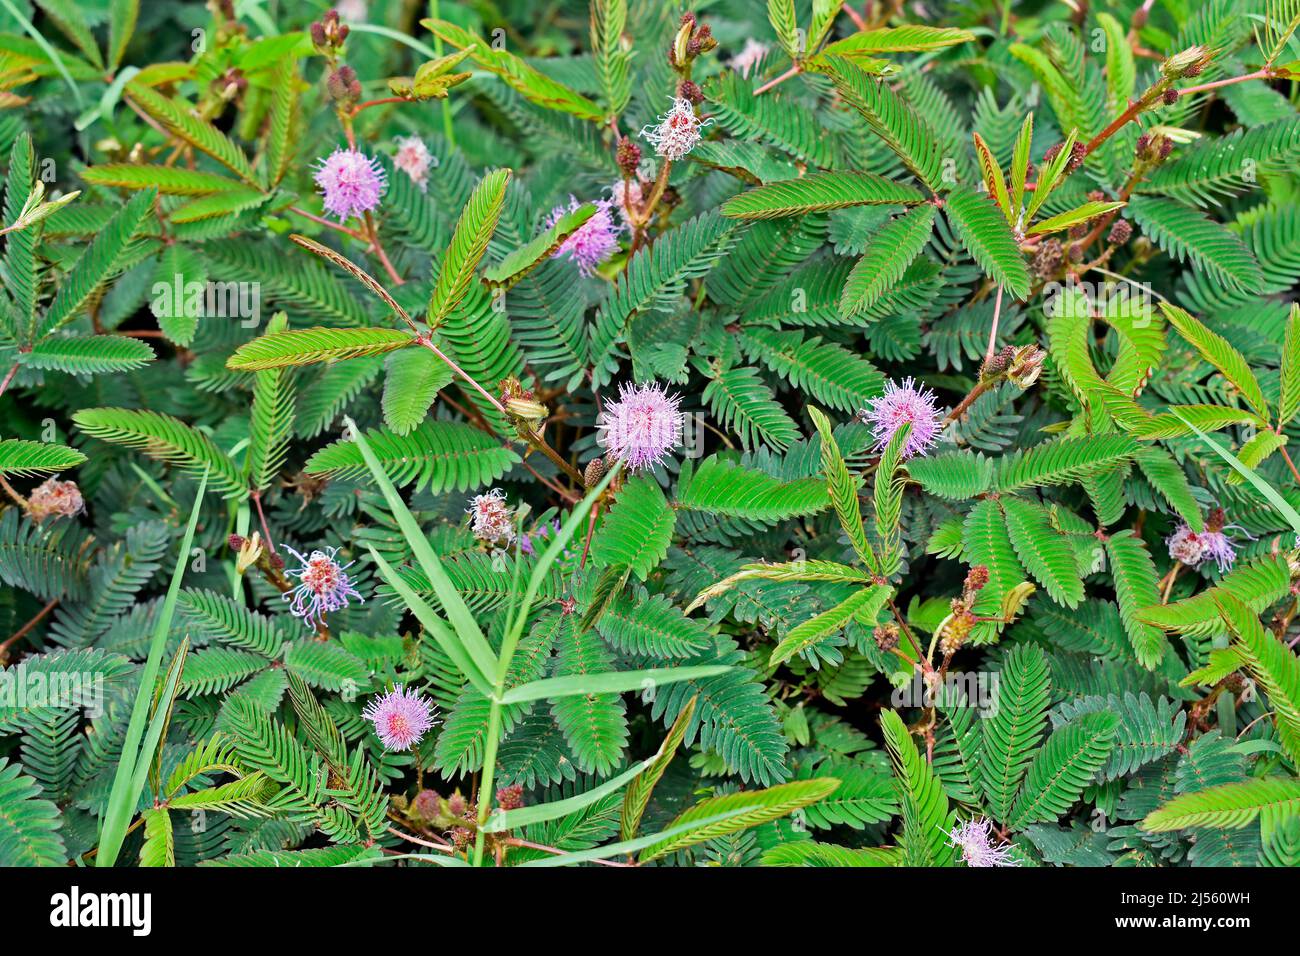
[597,381,684,473]
[363,685,435,751]
[640,97,710,161]
[26,477,84,521]
[730,38,770,78]
[468,488,515,545]
[393,135,432,191]
[546,196,621,276]
[859,377,942,459]
[283,545,364,628]
[313,147,386,222]
[1167,522,1241,572]
[946,817,1018,868]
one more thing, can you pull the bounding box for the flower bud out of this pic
[413,789,441,822]
[1007,344,1047,389]
[1161,46,1209,79]
[616,136,642,178]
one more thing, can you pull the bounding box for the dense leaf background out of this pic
[1,0,1299,868]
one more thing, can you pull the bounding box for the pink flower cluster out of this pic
[363,685,436,751]
[313,147,386,222]
[858,377,943,460]
[393,135,433,191]
[468,488,515,545]
[597,381,684,473]
[282,545,364,628]
[641,97,710,161]
[1167,523,1240,572]
[546,195,621,276]
[947,817,1018,867]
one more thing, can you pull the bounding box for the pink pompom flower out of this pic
[1167,518,1248,573]
[393,135,433,191]
[640,97,710,161]
[946,817,1019,868]
[282,545,364,628]
[730,38,770,78]
[546,196,621,276]
[468,488,515,545]
[597,381,684,473]
[362,685,436,751]
[313,147,386,222]
[858,377,943,459]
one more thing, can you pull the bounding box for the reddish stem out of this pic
[754,64,800,96]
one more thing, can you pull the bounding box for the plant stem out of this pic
[0,597,58,661]
[0,475,25,508]
[1280,445,1300,486]
[754,64,800,96]
[472,697,503,866]
[0,361,19,399]
[364,211,405,286]
[351,96,408,116]
[985,284,1004,363]
[942,380,993,426]
[1179,69,1271,98]
[289,206,368,241]
[414,336,508,415]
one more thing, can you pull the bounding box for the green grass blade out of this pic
[1171,409,1300,535]
[97,469,208,867]
[344,416,499,685]
[366,545,495,697]
[499,665,731,705]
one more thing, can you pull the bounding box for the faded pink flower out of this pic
[26,477,84,521]
[1168,522,1241,572]
[1200,531,1238,572]
[597,381,684,473]
[859,377,942,459]
[946,817,1018,868]
[730,38,770,78]
[610,179,643,227]
[283,545,364,628]
[1167,524,1206,566]
[393,135,432,191]
[640,97,710,161]
[313,147,386,222]
[546,196,621,276]
[468,488,515,545]
[363,685,435,751]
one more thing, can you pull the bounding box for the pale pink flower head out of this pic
[1168,516,1246,573]
[859,377,942,459]
[597,381,684,473]
[610,179,643,227]
[468,488,515,545]
[946,817,1019,868]
[393,135,432,191]
[641,97,710,161]
[282,545,364,628]
[313,147,386,222]
[362,684,435,751]
[730,38,770,78]
[546,196,621,276]
[26,477,84,521]
[1167,523,1206,566]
